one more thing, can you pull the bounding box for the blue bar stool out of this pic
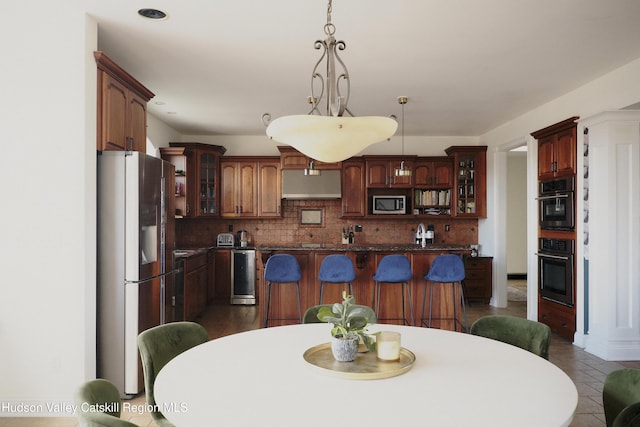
[318,254,355,304]
[263,254,302,328]
[372,255,414,326]
[421,254,468,332]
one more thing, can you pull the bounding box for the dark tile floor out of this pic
[4,281,638,427]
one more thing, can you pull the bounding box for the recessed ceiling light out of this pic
[138,8,168,20]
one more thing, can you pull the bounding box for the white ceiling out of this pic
[85,0,640,137]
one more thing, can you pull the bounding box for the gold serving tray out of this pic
[303,343,416,380]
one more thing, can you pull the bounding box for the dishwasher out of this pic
[231,249,256,305]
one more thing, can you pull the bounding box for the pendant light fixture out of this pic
[262,0,397,163]
[394,96,412,177]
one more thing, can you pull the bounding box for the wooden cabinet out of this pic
[462,256,492,303]
[182,253,208,321]
[221,159,258,217]
[160,146,188,217]
[538,298,575,340]
[341,158,366,217]
[95,51,154,152]
[414,158,453,187]
[221,157,282,218]
[257,159,282,217]
[532,117,579,180]
[213,249,231,303]
[445,146,487,218]
[161,143,226,218]
[413,157,453,216]
[365,157,415,188]
[278,146,341,170]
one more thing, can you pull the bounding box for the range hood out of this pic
[281,169,341,199]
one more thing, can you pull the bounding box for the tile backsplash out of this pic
[176,199,478,248]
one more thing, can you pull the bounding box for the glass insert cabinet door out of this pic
[456,155,477,215]
[445,145,487,218]
[200,152,217,215]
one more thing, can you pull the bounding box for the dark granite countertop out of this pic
[254,243,470,252]
[174,244,471,258]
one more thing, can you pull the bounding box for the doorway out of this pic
[506,148,528,303]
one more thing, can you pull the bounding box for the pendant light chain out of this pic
[325,0,335,36]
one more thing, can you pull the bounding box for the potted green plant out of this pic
[317,291,376,362]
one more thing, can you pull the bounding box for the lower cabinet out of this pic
[462,256,493,303]
[213,249,231,303]
[182,253,208,321]
[538,298,576,340]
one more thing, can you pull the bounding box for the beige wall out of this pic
[506,152,528,275]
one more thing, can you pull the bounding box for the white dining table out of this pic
[154,323,577,427]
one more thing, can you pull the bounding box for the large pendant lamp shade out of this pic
[266,115,397,164]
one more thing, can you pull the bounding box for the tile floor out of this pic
[2,281,637,427]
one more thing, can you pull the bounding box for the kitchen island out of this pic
[255,244,486,330]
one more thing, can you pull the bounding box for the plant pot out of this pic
[331,333,359,362]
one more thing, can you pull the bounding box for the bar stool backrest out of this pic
[318,254,356,283]
[425,254,465,282]
[264,254,302,283]
[373,255,412,283]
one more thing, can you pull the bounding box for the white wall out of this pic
[146,114,182,156]
[0,0,97,415]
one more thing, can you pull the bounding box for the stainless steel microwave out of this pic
[372,195,406,214]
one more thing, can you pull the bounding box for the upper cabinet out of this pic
[160,143,226,218]
[257,159,282,217]
[341,158,367,217]
[532,117,579,180]
[413,158,452,187]
[413,157,453,216]
[221,159,258,218]
[221,157,282,218]
[95,51,154,152]
[365,156,415,188]
[445,146,487,218]
[278,146,341,170]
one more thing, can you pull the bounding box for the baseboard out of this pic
[507,274,527,280]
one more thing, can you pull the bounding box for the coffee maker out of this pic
[236,230,249,247]
[425,225,435,244]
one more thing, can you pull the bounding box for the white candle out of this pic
[377,331,401,361]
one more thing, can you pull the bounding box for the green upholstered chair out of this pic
[137,321,209,427]
[613,401,640,427]
[603,368,640,427]
[74,378,138,427]
[469,315,551,359]
[303,304,377,324]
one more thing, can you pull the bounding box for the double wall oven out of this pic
[536,176,575,309]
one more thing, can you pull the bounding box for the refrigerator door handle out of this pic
[125,269,179,285]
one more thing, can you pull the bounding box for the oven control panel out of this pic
[539,238,574,254]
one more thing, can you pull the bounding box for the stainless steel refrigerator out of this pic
[97,151,175,397]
